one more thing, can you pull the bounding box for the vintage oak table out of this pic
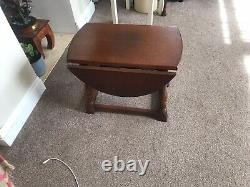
[67,23,182,121]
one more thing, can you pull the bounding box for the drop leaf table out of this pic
[67,23,183,121]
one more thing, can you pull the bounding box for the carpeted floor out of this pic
[1,0,250,186]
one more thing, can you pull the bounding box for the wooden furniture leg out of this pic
[157,86,168,122]
[110,0,118,24]
[45,24,55,49]
[33,37,45,59]
[84,85,169,122]
[161,0,167,16]
[84,85,98,114]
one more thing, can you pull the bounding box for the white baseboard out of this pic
[75,1,95,30]
[0,77,46,146]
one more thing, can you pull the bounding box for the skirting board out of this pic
[75,0,95,30]
[0,77,46,146]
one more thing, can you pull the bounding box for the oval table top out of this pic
[67,23,183,71]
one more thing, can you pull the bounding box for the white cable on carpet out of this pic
[43,158,79,187]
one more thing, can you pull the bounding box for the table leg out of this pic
[161,0,167,16]
[33,37,45,59]
[45,24,55,49]
[157,85,168,122]
[85,85,98,114]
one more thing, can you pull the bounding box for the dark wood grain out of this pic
[84,85,98,114]
[157,85,168,121]
[95,104,157,117]
[68,64,176,97]
[67,23,183,71]
[67,23,183,121]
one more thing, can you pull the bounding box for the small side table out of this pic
[14,19,55,59]
[67,23,183,121]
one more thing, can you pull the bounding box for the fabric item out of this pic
[0,155,14,187]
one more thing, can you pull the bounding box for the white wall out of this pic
[0,8,45,146]
[0,8,36,127]
[70,0,95,29]
[70,0,90,18]
[31,0,93,33]
[32,0,77,33]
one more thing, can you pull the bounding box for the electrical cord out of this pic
[42,158,79,187]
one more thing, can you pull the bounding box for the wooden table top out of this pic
[67,23,183,71]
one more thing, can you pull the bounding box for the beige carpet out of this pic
[41,33,74,82]
[1,0,250,186]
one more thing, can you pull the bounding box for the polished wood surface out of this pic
[68,64,176,97]
[14,19,55,58]
[67,23,182,71]
[67,23,183,121]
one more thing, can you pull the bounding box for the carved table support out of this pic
[84,85,98,114]
[156,85,168,122]
[161,0,168,16]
